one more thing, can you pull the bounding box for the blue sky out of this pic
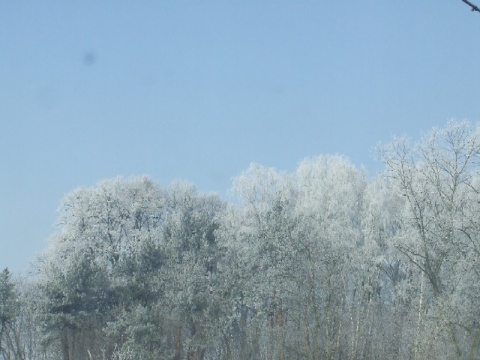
[1,1,479,273]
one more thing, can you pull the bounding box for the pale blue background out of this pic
[1,1,479,272]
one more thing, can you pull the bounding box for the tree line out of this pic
[2,120,480,359]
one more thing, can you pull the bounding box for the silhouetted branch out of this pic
[462,0,480,12]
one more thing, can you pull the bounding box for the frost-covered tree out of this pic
[0,269,43,360]
[37,176,227,360]
[37,251,111,360]
[37,176,165,359]
[160,182,225,360]
[227,163,299,360]
[293,155,369,359]
[379,120,480,359]
[0,268,18,359]
[46,176,164,271]
[217,157,372,360]
[361,176,415,359]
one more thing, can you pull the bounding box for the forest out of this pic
[2,120,480,360]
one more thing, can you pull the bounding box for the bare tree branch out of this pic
[462,0,480,12]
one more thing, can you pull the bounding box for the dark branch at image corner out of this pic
[462,0,480,12]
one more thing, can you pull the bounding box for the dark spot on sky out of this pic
[83,51,96,66]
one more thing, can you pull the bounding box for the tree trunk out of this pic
[174,326,182,360]
[61,332,70,360]
[278,297,285,360]
[304,303,312,360]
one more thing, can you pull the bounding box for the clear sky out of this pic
[1,1,479,273]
